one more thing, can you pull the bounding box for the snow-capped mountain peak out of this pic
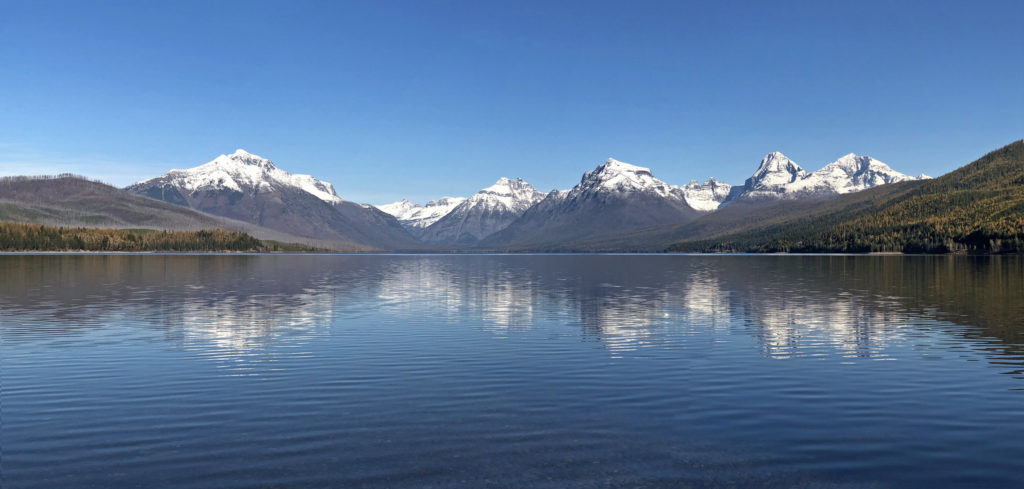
[746,152,808,189]
[376,196,467,230]
[132,149,344,204]
[202,148,278,171]
[470,177,545,212]
[376,199,416,217]
[679,177,733,211]
[731,151,921,201]
[787,153,915,195]
[414,177,545,244]
[430,196,467,207]
[481,177,530,193]
[575,158,677,199]
[815,153,892,181]
[832,153,890,170]
[591,158,656,181]
[600,157,651,173]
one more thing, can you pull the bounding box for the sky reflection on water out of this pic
[2,254,1022,488]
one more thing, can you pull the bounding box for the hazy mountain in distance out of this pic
[679,178,733,211]
[376,197,467,236]
[417,177,545,245]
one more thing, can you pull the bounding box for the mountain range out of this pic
[5,142,1015,253]
[378,152,921,249]
[667,140,1024,254]
[480,158,704,249]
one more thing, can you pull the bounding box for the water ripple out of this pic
[2,254,1023,488]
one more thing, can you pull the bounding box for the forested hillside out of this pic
[0,222,314,252]
[0,175,364,251]
[668,140,1024,254]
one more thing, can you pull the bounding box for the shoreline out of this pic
[1,250,1018,256]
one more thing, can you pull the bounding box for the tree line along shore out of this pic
[0,222,316,252]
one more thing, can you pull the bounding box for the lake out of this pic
[2,254,1022,488]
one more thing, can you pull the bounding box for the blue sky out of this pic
[2,0,1021,204]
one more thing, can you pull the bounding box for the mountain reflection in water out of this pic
[3,254,1021,371]
[2,254,1023,489]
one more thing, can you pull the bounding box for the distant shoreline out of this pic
[1,250,1017,256]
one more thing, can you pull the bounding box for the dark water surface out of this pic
[2,254,1023,488]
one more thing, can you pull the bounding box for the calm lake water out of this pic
[2,254,1023,488]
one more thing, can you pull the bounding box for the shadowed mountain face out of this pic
[135,181,414,249]
[480,159,702,250]
[126,150,420,250]
[0,175,208,228]
[0,175,304,239]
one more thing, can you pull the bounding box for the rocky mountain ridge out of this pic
[112,148,930,250]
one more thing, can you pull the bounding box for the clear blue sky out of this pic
[2,0,1021,204]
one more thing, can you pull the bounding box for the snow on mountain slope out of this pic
[787,153,916,195]
[131,149,344,204]
[478,158,704,249]
[571,158,681,200]
[567,158,734,211]
[376,199,417,217]
[126,149,421,249]
[376,196,467,230]
[418,178,545,244]
[470,177,545,212]
[679,178,733,211]
[122,148,925,248]
[737,152,810,199]
[731,152,920,201]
